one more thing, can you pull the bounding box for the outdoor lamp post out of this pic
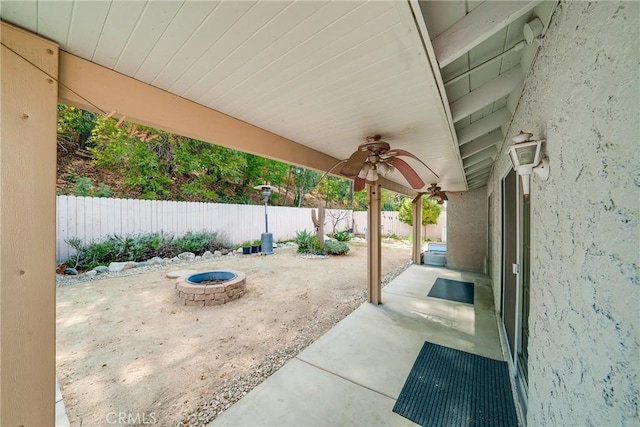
[254,184,276,255]
[508,131,549,197]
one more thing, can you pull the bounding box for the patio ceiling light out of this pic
[356,158,394,183]
[508,131,549,197]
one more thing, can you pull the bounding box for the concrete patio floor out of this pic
[211,264,508,427]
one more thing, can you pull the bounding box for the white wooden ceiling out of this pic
[0,0,556,193]
[418,0,557,189]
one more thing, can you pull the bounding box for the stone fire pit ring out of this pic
[175,270,246,306]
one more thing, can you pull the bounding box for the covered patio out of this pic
[1,1,637,426]
[211,264,504,426]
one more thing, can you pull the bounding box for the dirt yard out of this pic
[56,241,412,426]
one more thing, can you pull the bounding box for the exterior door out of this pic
[501,170,518,360]
[519,194,531,384]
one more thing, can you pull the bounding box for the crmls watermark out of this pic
[106,411,157,425]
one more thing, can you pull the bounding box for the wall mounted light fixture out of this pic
[508,131,550,197]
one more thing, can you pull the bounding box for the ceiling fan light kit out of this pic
[508,131,550,197]
[426,183,449,204]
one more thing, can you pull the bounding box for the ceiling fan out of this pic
[426,182,462,204]
[340,135,438,191]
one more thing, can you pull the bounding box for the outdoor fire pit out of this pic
[175,270,246,306]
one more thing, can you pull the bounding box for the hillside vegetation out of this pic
[56,104,364,208]
[55,104,439,218]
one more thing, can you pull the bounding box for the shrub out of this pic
[175,231,210,253]
[63,230,230,270]
[332,230,351,242]
[295,230,320,254]
[93,183,111,198]
[382,232,402,240]
[175,231,230,254]
[71,177,93,196]
[324,241,349,255]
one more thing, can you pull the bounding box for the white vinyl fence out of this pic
[56,196,446,263]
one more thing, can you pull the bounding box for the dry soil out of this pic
[56,241,412,426]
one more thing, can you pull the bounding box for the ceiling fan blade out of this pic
[393,149,439,179]
[353,176,365,192]
[340,150,369,177]
[389,158,425,189]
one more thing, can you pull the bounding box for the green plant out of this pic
[93,183,111,198]
[64,231,233,269]
[382,232,402,240]
[294,230,320,254]
[398,197,442,226]
[64,237,84,269]
[240,241,251,248]
[71,177,93,196]
[324,241,349,255]
[251,239,262,246]
[332,230,351,242]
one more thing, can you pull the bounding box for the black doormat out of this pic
[428,278,474,304]
[393,342,517,427]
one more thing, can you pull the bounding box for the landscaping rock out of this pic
[221,248,230,255]
[171,257,181,264]
[213,250,222,258]
[94,266,109,274]
[136,261,148,268]
[64,267,78,275]
[148,257,163,265]
[203,251,214,260]
[195,255,202,262]
[108,261,136,272]
[178,252,196,262]
[84,270,97,278]
[166,269,198,279]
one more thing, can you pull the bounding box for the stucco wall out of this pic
[487,2,639,425]
[446,187,487,272]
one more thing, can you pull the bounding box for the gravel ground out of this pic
[56,242,412,426]
[178,260,411,427]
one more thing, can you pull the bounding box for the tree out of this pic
[398,197,441,226]
[57,104,96,148]
[291,167,318,207]
[352,188,400,211]
[326,209,351,233]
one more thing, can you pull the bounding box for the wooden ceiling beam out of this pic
[457,107,510,146]
[432,1,538,68]
[450,65,524,123]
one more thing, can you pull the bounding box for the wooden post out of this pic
[0,22,58,425]
[412,194,423,264]
[367,183,382,304]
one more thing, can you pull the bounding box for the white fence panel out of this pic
[55,196,447,263]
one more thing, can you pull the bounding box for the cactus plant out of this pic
[311,200,325,251]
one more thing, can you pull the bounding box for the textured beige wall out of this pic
[446,187,487,272]
[487,2,639,425]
